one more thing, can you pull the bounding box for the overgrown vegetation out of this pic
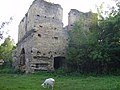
[0,36,16,69]
[0,1,120,90]
[65,1,120,74]
[0,1,119,76]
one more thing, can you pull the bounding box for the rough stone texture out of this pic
[14,0,97,73]
[68,9,97,31]
[15,0,67,73]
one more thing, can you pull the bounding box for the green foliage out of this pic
[66,11,99,73]
[0,36,15,61]
[0,67,18,74]
[65,4,120,74]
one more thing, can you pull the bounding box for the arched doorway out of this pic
[19,48,26,72]
[54,56,65,69]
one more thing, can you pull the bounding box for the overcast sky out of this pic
[0,0,115,44]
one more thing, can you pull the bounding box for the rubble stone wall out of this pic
[14,0,97,73]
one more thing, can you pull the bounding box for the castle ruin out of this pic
[13,0,96,73]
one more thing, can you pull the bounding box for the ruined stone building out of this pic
[13,0,97,73]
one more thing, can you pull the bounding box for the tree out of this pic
[0,36,15,61]
[65,12,99,73]
[65,1,120,74]
[97,2,120,73]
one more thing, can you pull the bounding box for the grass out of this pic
[0,72,120,90]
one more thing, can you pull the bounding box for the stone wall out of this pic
[16,0,67,73]
[68,9,97,31]
[14,0,97,73]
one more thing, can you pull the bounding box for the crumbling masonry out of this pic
[13,0,96,73]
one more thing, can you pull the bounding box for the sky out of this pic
[0,0,115,44]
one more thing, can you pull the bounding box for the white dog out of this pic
[41,78,55,89]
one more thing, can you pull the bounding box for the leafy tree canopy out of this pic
[0,36,15,61]
[65,1,120,74]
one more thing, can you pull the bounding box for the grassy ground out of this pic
[0,72,120,90]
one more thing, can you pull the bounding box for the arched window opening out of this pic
[19,48,26,72]
[20,48,25,65]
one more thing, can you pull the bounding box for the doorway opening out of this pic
[19,48,26,72]
[54,56,65,69]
